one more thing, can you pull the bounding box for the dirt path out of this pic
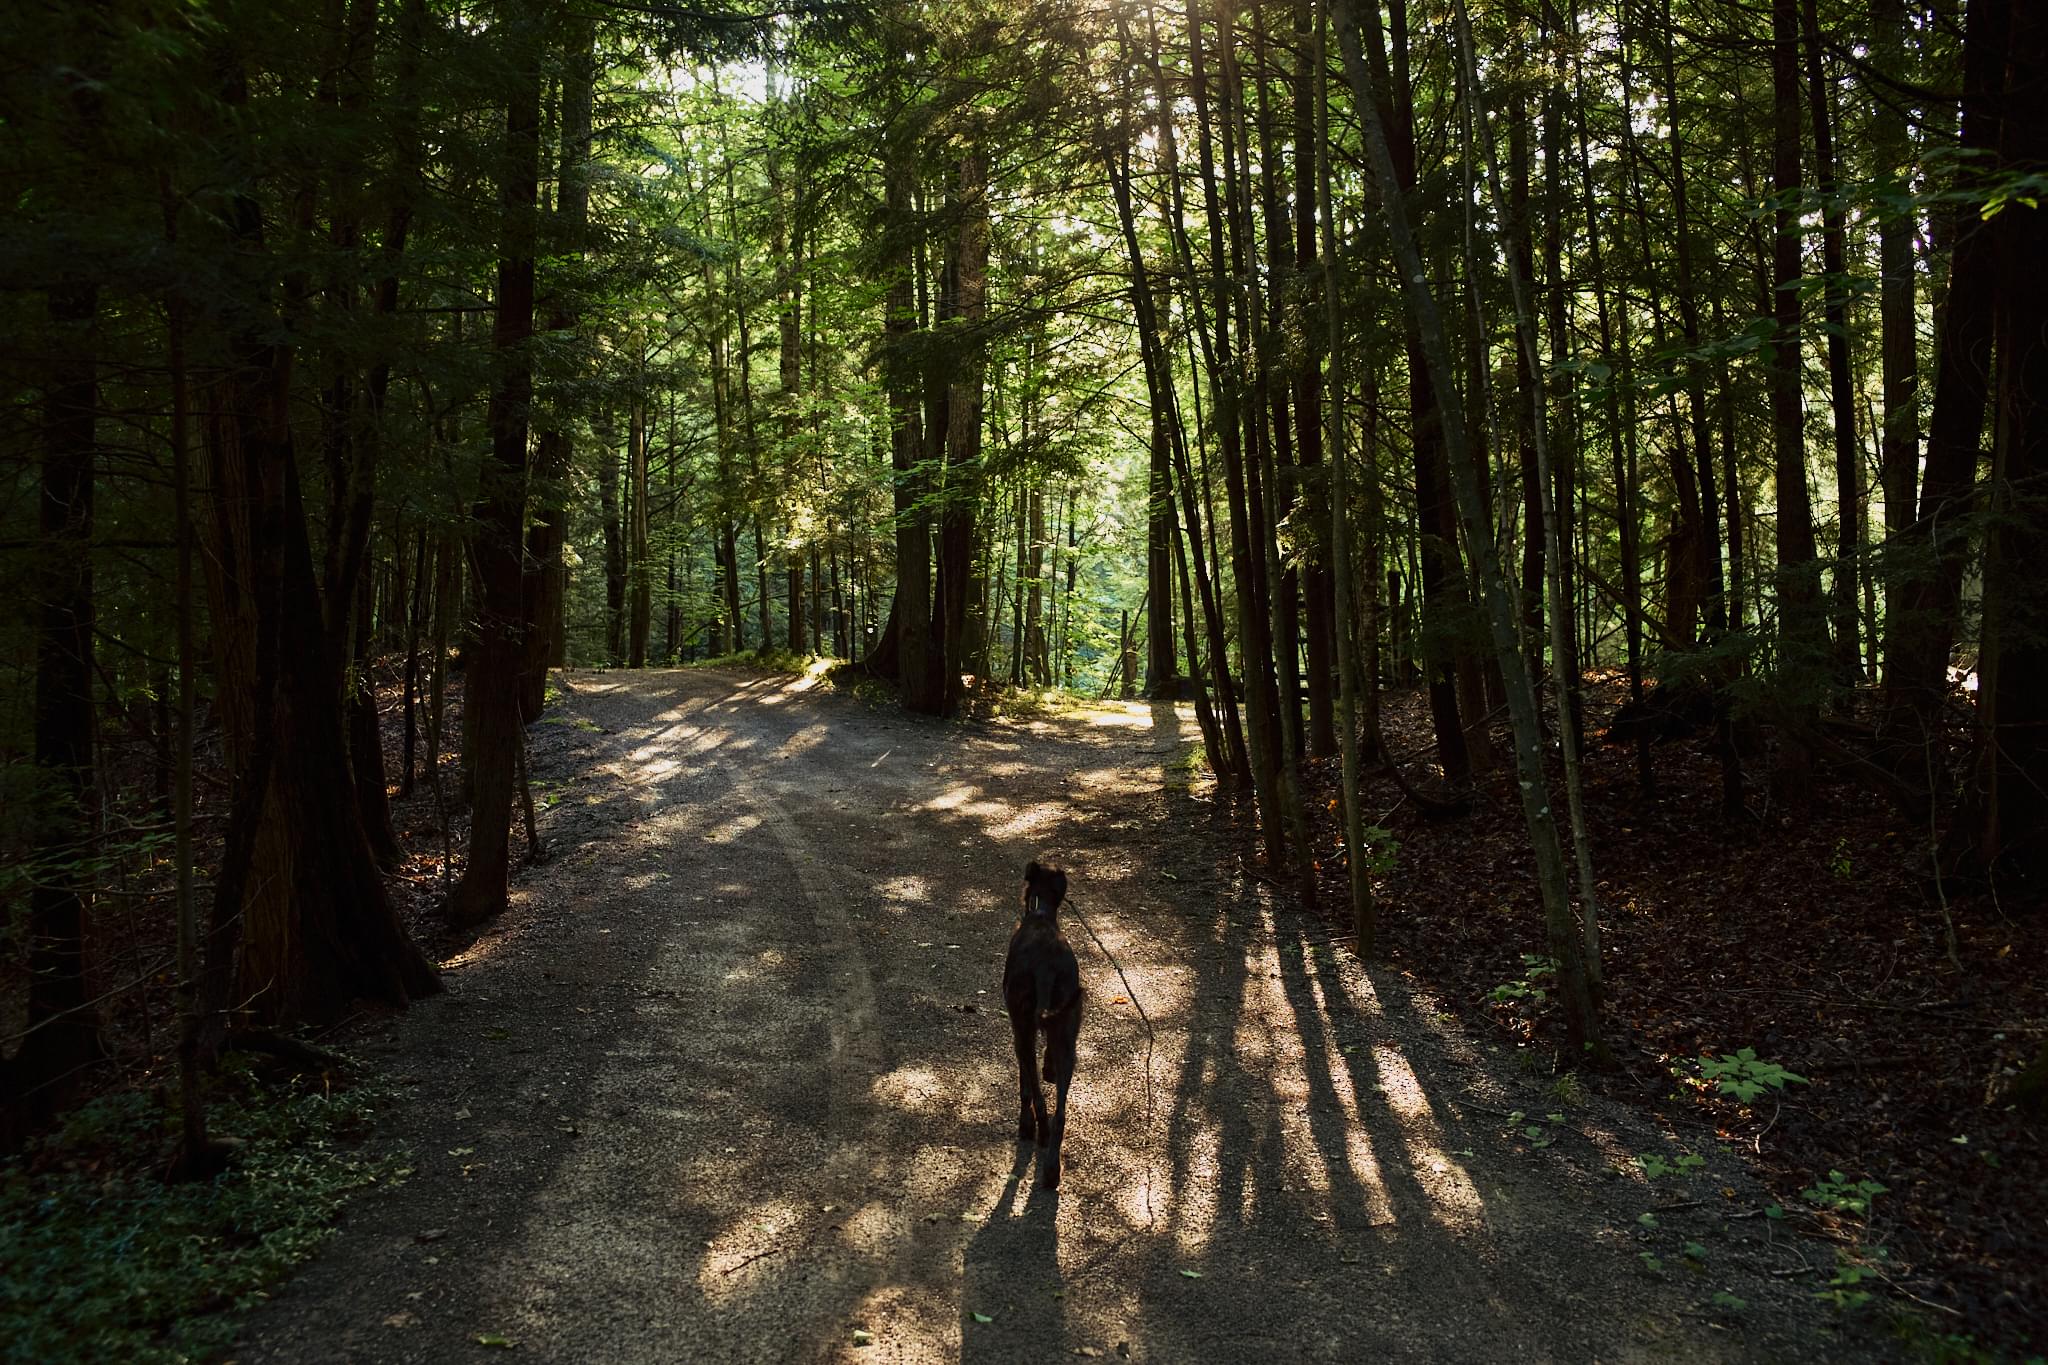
[240,667,1858,1363]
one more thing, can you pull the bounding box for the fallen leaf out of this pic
[1179,1269,1202,1279]
[852,1328,873,1347]
[475,1333,517,1348]
[384,1312,416,1329]
[971,1312,993,1323]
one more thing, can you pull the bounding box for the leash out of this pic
[1063,895,1158,1141]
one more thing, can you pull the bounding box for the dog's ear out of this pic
[1024,859,1043,882]
[1045,867,1068,907]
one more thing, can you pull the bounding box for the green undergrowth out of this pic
[972,684,1083,720]
[690,648,823,675]
[0,1063,402,1365]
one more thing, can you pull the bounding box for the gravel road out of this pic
[238,666,1857,1363]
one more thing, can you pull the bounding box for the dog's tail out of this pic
[1034,962,1054,1019]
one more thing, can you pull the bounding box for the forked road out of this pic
[242,668,1850,1363]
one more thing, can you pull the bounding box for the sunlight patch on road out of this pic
[984,804,1059,841]
[632,754,681,780]
[772,722,829,760]
[878,874,929,905]
[1286,955,1397,1226]
[703,811,764,844]
[870,1063,950,1113]
[1161,1106,1224,1253]
[695,1195,806,1302]
[1371,1043,1484,1229]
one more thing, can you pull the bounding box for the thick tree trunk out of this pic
[935,150,989,715]
[1873,0,1920,712]
[14,281,105,1121]
[446,17,542,925]
[194,42,437,1022]
[1977,2,2048,877]
[1884,0,2006,744]
[886,130,937,711]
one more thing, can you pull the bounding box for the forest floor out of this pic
[237,665,1872,1364]
[1298,680,2047,1358]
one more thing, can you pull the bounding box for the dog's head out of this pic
[1022,860,1068,920]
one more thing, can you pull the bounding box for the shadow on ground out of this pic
[237,668,1858,1364]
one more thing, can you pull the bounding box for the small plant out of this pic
[1636,1151,1707,1180]
[1695,1047,1809,1103]
[1829,837,1855,880]
[1802,1170,1888,1217]
[1488,954,1558,1005]
[1356,825,1400,877]
[1546,1072,1588,1107]
[1815,1246,1887,1311]
[1504,1109,1567,1149]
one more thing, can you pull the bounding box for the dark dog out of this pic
[1002,860,1083,1189]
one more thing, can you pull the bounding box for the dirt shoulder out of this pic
[238,666,1862,1363]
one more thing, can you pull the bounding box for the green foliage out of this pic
[1635,1151,1706,1181]
[1815,1245,1888,1311]
[1545,1072,1587,1107]
[1802,1170,1888,1218]
[1488,954,1557,1005]
[0,1073,400,1365]
[690,649,819,676]
[1354,826,1400,877]
[1694,1048,1808,1104]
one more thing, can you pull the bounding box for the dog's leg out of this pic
[1012,1017,1046,1145]
[1041,1016,1078,1189]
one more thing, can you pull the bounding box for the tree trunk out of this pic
[1977,1,2048,876]
[348,557,403,867]
[1316,11,1376,954]
[935,149,989,715]
[1770,0,1829,790]
[446,16,542,925]
[1884,0,2006,745]
[1334,0,1604,1061]
[1801,0,1863,680]
[628,398,651,668]
[1294,0,1337,757]
[14,280,105,1121]
[1873,0,1920,716]
[886,124,936,711]
[600,420,625,664]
